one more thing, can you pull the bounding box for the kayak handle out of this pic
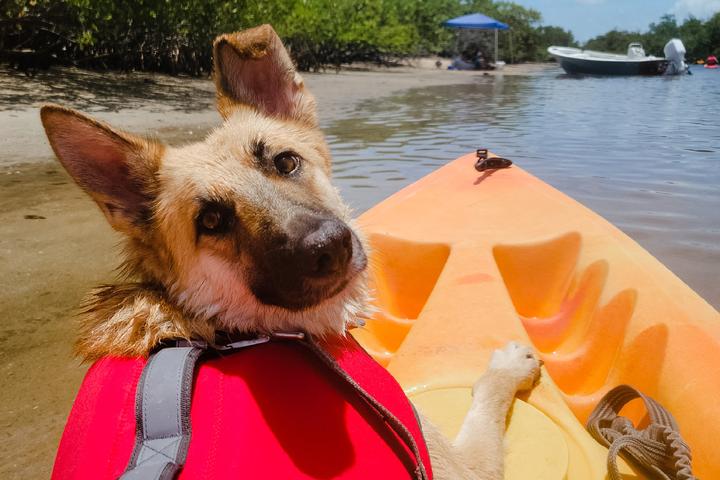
[475,148,513,172]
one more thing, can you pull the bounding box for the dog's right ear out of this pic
[213,24,317,126]
[40,105,163,235]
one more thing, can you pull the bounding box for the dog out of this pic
[41,24,540,480]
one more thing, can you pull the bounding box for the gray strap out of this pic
[120,346,204,480]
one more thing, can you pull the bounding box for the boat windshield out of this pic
[627,43,646,58]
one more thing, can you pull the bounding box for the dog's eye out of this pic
[273,152,300,175]
[202,211,222,230]
[196,202,234,236]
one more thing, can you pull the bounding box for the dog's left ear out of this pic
[213,24,317,126]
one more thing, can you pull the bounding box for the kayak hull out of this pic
[353,153,720,479]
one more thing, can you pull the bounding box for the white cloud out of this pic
[671,0,720,18]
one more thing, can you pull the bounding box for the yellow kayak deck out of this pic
[351,153,720,479]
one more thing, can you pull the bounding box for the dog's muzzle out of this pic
[249,215,366,310]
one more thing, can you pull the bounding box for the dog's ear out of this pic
[40,104,163,235]
[213,24,317,126]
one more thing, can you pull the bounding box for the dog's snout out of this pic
[249,214,363,310]
[299,219,353,277]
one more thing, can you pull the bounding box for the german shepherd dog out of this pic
[41,25,540,479]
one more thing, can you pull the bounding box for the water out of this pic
[325,67,720,308]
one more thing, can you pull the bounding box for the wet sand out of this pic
[0,64,533,478]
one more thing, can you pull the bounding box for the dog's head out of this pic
[41,25,369,337]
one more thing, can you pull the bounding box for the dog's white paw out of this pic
[488,341,542,391]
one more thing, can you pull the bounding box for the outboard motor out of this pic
[664,39,688,75]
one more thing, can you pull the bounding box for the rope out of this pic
[586,385,697,480]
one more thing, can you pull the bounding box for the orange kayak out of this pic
[351,152,720,479]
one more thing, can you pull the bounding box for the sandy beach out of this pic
[0,62,551,479]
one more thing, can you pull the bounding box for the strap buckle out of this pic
[215,335,271,351]
[174,331,306,352]
[271,331,306,340]
[214,331,305,351]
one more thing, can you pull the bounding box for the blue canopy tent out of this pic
[443,13,510,66]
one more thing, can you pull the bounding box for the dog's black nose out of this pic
[298,219,353,278]
[249,215,364,310]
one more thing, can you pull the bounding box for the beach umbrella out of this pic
[443,13,510,66]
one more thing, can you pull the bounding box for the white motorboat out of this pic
[548,40,688,76]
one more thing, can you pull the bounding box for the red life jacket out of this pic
[52,335,433,479]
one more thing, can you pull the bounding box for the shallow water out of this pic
[325,67,719,308]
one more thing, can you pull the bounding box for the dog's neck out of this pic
[74,283,218,360]
[74,281,366,361]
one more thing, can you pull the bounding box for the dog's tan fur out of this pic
[41,24,539,479]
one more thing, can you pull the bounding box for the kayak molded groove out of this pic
[352,234,450,366]
[352,152,720,479]
[494,233,638,396]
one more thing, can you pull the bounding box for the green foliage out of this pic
[273,0,423,70]
[584,12,720,61]
[9,0,714,74]
[584,29,643,54]
[1,0,441,72]
[535,26,577,59]
[684,12,720,60]
[492,1,541,62]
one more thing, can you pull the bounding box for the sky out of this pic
[512,0,720,42]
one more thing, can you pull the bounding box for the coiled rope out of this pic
[586,385,697,480]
